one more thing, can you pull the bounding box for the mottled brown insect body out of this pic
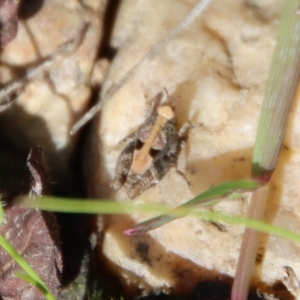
[111,94,187,199]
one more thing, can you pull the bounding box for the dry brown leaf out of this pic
[0,207,62,299]
[0,0,18,47]
[0,147,62,299]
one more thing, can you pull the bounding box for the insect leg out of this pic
[111,142,135,191]
[116,132,137,146]
[178,122,192,138]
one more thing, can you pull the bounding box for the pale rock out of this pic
[0,0,105,175]
[85,0,300,298]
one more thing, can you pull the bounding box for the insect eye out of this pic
[149,148,161,158]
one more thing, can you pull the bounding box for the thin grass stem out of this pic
[232,1,300,299]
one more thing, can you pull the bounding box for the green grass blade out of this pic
[233,1,300,299]
[16,189,300,243]
[191,209,300,244]
[180,180,261,207]
[0,234,55,300]
[16,273,55,300]
[17,196,167,214]
[19,195,300,245]
[19,180,261,235]
[125,180,262,235]
[252,0,300,179]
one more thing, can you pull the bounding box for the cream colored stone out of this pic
[85,0,300,297]
[0,0,105,175]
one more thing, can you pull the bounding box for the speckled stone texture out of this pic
[0,0,105,177]
[85,0,300,298]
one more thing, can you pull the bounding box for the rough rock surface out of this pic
[0,0,105,177]
[85,0,300,298]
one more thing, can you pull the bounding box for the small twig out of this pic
[70,0,211,135]
[0,25,88,110]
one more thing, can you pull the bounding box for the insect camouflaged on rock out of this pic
[111,91,190,199]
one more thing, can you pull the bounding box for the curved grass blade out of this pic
[124,180,262,235]
[18,195,300,245]
[189,209,300,245]
[0,202,54,298]
[0,235,55,300]
[16,273,55,300]
[19,179,262,235]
